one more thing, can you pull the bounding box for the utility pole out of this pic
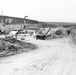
[1,11,3,23]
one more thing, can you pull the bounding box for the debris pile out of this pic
[0,36,37,57]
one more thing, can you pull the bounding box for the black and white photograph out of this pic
[0,0,76,75]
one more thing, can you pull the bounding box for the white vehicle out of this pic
[6,30,18,38]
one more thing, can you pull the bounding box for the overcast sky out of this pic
[0,0,76,22]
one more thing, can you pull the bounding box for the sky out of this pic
[0,0,76,22]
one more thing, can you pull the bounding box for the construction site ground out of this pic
[0,36,76,75]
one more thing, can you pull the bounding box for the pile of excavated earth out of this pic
[0,36,37,57]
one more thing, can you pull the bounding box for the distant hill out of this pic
[0,15,76,30]
[39,21,76,28]
[0,15,39,24]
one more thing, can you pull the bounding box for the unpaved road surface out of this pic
[0,36,76,75]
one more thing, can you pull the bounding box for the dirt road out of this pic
[0,36,76,75]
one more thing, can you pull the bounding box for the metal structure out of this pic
[24,15,28,25]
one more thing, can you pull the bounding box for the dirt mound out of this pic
[0,36,37,57]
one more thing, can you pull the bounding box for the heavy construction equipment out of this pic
[36,28,51,40]
[35,27,68,40]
